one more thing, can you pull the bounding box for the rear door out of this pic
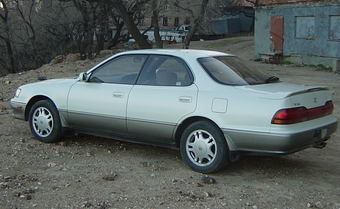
[127,55,198,143]
[67,54,148,134]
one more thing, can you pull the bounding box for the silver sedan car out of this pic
[10,49,338,173]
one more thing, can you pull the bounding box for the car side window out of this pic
[137,55,192,86]
[89,55,148,84]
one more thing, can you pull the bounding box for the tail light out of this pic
[272,101,334,125]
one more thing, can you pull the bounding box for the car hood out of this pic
[21,77,78,87]
[234,82,330,99]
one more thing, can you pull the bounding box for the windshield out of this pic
[198,56,275,85]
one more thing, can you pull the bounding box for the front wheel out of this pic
[180,121,229,173]
[29,100,62,143]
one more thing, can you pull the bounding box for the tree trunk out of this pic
[108,21,124,49]
[115,1,151,49]
[152,0,163,48]
[94,0,152,49]
[183,0,209,49]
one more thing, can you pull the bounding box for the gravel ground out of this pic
[0,37,339,209]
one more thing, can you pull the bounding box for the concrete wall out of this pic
[254,3,340,66]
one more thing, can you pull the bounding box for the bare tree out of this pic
[15,0,46,67]
[41,1,78,56]
[106,14,125,49]
[70,0,98,59]
[89,0,152,49]
[0,0,16,75]
[175,0,209,49]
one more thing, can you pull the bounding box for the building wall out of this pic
[254,2,340,66]
[140,0,254,30]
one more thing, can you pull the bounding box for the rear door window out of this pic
[198,56,269,85]
[137,55,193,86]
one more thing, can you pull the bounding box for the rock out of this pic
[307,202,314,208]
[204,191,213,197]
[196,183,204,187]
[102,172,117,181]
[47,162,57,167]
[315,201,323,208]
[0,183,8,189]
[201,175,216,184]
[26,194,32,200]
[82,201,93,207]
[13,191,21,197]
[172,179,178,183]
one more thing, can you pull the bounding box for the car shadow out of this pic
[220,154,311,177]
[59,134,317,176]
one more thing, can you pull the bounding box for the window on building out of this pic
[164,4,168,10]
[295,16,315,39]
[174,17,179,27]
[163,17,168,26]
[139,18,145,26]
[330,15,340,40]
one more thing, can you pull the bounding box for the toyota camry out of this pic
[10,49,338,173]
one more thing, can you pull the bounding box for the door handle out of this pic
[179,96,192,103]
[113,92,124,98]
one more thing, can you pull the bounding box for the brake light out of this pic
[272,101,334,125]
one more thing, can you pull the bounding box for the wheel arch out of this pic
[175,116,240,163]
[174,116,221,147]
[24,95,55,121]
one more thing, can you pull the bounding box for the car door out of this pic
[67,54,148,134]
[127,55,198,143]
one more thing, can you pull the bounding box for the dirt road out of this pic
[1,37,339,208]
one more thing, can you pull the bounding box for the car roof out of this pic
[117,49,234,59]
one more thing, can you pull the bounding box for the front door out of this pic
[67,54,148,134]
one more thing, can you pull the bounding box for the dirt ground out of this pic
[0,37,339,209]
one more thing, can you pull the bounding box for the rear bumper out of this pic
[223,118,338,155]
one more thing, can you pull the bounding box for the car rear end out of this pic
[229,84,338,155]
[195,54,337,156]
[267,86,337,153]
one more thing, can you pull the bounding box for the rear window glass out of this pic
[198,56,269,85]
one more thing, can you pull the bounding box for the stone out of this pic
[315,201,323,208]
[102,172,117,181]
[201,176,216,184]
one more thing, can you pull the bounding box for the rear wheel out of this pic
[29,100,62,143]
[180,121,229,173]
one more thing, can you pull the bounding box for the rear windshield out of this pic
[198,56,270,85]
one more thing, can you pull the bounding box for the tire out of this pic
[29,100,62,143]
[180,121,229,173]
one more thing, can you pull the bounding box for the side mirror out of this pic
[78,72,88,82]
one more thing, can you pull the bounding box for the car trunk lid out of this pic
[234,83,331,109]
